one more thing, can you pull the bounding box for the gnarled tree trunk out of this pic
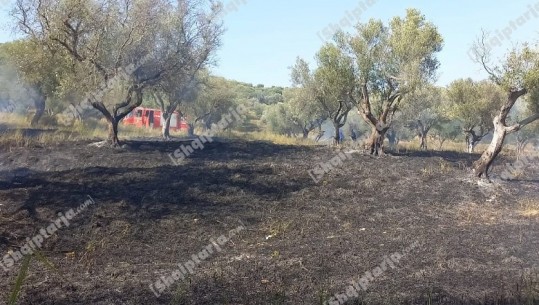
[107,118,120,146]
[386,129,399,151]
[473,89,528,179]
[368,126,389,156]
[472,116,507,179]
[413,120,430,151]
[465,132,478,153]
[464,128,489,153]
[93,86,144,147]
[333,124,341,145]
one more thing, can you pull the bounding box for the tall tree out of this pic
[12,0,223,146]
[471,37,539,179]
[343,9,443,154]
[282,87,326,139]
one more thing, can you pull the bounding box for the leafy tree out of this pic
[400,85,443,150]
[182,76,237,136]
[0,39,71,125]
[291,42,356,144]
[263,102,299,137]
[445,78,505,152]
[12,0,223,146]
[431,119,461,150]
[282,87,326,139]
[342,9,443,154]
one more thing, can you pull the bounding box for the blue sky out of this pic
[2,0,539,87]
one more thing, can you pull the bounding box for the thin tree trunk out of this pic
[465,132,479,153]
[438,139,446,150]
[30,96,46,127]
[187,123,195,137]
[419,132,427,150]
[472,89,533,179]
[162,113,172,140]
[334,124,341,145]
[515,134,529,159]
[302,129,310,139]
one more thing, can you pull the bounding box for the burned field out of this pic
[0,139,538,305]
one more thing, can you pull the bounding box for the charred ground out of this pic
[0,139,538,305]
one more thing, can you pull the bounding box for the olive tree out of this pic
[282,87,326,139]
[445,78,505,153]
[0,39,71,125]
[400,85,443,150]
[291,43,356,145]
[342,9,443,155]
[471,37,539,179]
[182,76,237,136]
[263,102,300,137]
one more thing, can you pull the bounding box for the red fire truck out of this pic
[123,107,188,131]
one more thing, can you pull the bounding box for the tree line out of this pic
[1,2,538,179]
[276,9,539,179]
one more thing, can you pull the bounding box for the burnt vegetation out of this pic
[0,1,538,305]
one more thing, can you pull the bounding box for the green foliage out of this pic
[431,119,462,145]
[11,0,224,143]
[445,78,504,131]
[8,255,31,305]
[0,39,72,113]
[8,250,58,305]
[472,38,539,126]
[497,46,539,94]
[290,43,355,137]
[283,87,325,132]
[314,44,356,106]
[183,76,238,130]
[345,8,443,119]
[400,85,443,127]
[263,102,300,136]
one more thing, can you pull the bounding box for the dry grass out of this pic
[0,129,75,148]
[0,116,192,149]
[229,131,316,146]
[519,198,539,218]
[0,113,29,128]
[397,138,491,153]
